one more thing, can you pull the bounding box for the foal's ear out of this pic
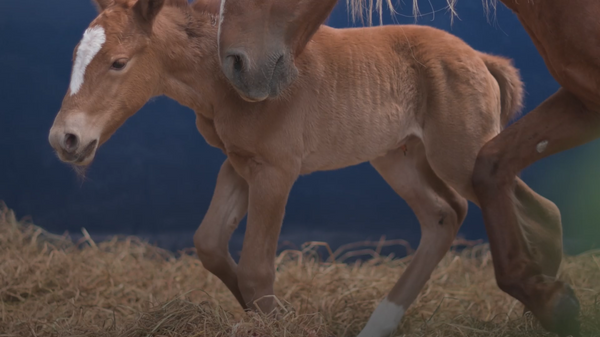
[133,0,165,28]
[91,0,114,12]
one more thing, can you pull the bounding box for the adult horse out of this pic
[48,0,562,336]
[217,0,596,335]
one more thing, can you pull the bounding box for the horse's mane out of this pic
[347,0,499,26]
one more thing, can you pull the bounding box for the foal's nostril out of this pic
[63,133,79,153]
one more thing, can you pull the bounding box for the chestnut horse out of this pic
[218,0,597,335]
[48,0,563,336]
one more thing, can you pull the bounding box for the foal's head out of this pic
[48,0,169,166]
[218,0,338,102]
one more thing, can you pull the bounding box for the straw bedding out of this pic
[1,202,599,336]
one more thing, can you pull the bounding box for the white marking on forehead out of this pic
[69,25,106,96]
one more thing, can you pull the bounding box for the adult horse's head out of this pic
[49,0,168,166]
[218,0,338,102]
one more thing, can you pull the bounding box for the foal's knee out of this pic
[193,228,224,273]
[237,261,276,311]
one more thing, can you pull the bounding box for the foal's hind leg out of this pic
[473,88,600,337]
[194,159,249,309]
[357,142,468,337]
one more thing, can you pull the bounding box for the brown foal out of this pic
[48,0,564,336]
[217,0,598,336]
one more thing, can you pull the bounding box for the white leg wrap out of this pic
[356,297,405,337]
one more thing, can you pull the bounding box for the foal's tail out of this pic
[479,53,525,127]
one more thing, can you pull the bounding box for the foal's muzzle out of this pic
[49,129,98,166]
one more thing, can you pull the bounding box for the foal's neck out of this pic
[155,5,225,118]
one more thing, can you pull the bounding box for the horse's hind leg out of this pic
[357,140,468,337]
[473,88,600,337]
[513,178,563,278]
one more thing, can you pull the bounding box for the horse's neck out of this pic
[499,0,520,13]
[156,6,224,118]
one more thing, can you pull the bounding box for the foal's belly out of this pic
[298,109,420,175]
[300,147,390,174]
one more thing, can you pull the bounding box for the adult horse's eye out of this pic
[111,58,128,70]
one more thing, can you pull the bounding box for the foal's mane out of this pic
[105,0,220,16]
[158,0,219,15]
[348,0,499,26]
[191,0,220,16]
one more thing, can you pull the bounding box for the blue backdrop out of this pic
[1,0,598,256]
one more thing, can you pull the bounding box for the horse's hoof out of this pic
[553,285,581,337]
[540,284,581,337]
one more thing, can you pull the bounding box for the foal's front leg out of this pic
[194,159,249,308]
[233,161,298,312]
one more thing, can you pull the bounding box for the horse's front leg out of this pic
[194,159,249,309]
[233,159,298,313]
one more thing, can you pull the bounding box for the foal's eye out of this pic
[111,58,128,70]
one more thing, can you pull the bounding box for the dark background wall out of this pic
[1,0,598,257]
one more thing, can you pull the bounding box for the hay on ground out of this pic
[0,202,598,336]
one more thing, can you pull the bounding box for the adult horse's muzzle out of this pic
[220,49,298,102]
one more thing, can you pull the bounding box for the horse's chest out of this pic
[212,111,301,161]
[195,113,224,150]
[194,111,262,154]
[215,117,260,148]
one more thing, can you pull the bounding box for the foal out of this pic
[48,0,562,336]
[217,0,576,335]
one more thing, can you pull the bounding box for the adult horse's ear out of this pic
[133,0,165,30]
[91,0,114,12]
[290,0,337,56]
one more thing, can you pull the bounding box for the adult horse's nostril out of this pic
[63,133,79,153]
[231,54,243,72]
[272,54,286,75]
[275,54,284,67]
[224,51,249,76]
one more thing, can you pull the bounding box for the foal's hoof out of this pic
[539,283,581,337]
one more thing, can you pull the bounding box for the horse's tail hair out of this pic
[348,0,499,26]
[479,53,524,128]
